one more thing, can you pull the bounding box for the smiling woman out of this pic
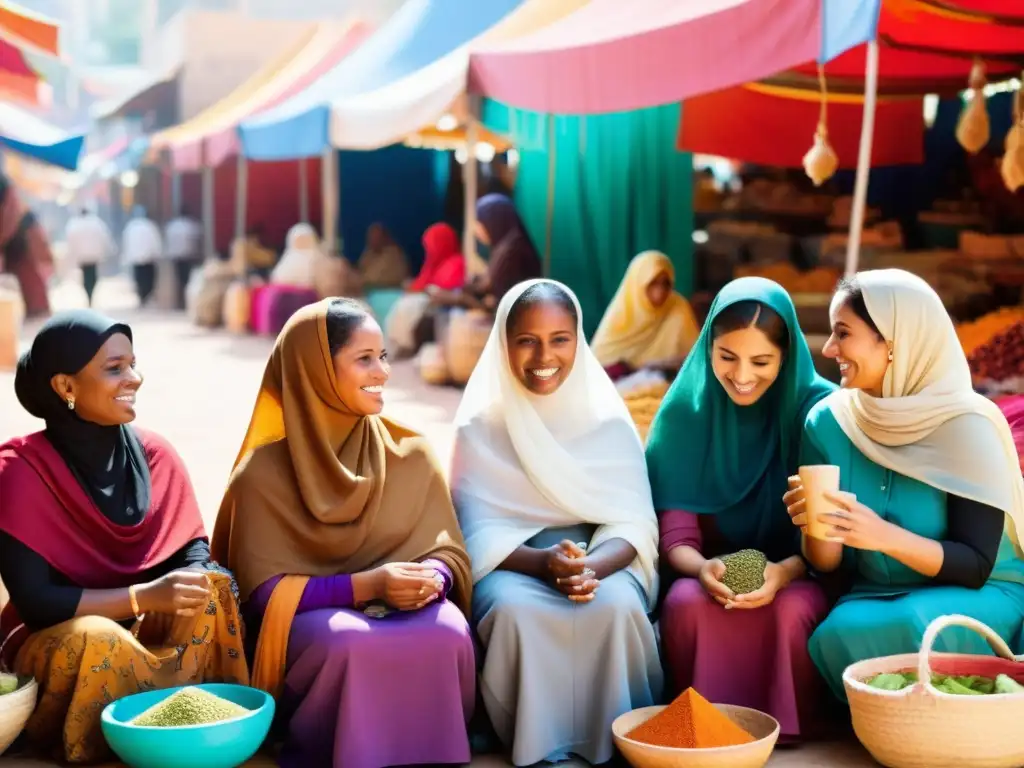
[451,279,662,767]
[0,310,248,763]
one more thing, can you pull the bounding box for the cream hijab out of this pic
[449,279,659,606]
[828,269,1024,553]
[590,251,700,369]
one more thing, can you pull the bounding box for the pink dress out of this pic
[659,509,831,741]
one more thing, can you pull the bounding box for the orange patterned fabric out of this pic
[14,572,248,764]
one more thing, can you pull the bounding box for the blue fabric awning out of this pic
[0,104,85,171]
[238,0,524,161]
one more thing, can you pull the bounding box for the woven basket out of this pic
[843,614,1024,768]
[0,677,37,756]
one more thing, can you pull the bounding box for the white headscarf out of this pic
[450,279,659,605]
[828,269,1024,554]
[270,223,322,289]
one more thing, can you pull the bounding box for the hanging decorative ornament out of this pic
[955,58,990,154]
[803,65,839,186]
[1000,79,1024,192]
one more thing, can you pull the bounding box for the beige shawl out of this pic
[828,269,1024,553]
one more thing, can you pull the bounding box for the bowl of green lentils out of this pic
[100,683,274,768]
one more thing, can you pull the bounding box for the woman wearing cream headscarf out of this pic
[785,269,1024,700]
[212,298,474,768]
[450,279,661,767]
[591,251,700,386]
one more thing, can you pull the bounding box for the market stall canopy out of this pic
[150,21,369,171]
[0,37,44,106]
[466,0,882,114]
[678,85,925,168]
[0,1,59,57]
[91,64,181,124]
[327,0,586,150]
[0,103,83,170]
[239,0,525,161]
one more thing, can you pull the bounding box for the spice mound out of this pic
[720,549,767,595]
[625,688,756,749]
[865,671,1024,695]
[131,686,251,727]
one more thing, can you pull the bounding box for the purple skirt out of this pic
[660,578,829,741]
[276,600,475,768]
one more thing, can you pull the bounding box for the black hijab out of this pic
[14,310,151,523]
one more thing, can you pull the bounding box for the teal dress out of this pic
[803,401,1024,700]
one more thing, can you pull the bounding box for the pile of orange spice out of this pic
[626,688,756,749]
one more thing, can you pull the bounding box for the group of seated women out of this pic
[1,265,1022,768]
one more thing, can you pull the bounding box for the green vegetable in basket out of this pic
[865,672,916,691]
[995,674,1024,694]
[931,675,988,696]
[0,672,18,696]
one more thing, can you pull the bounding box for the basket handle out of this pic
[917,614,1020,687]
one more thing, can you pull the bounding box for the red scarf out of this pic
[409,223,465,293]
[0,429,205,667]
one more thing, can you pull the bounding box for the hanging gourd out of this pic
[956,58,990,155]
[1000,81,1024,192]
[803,66,839,187]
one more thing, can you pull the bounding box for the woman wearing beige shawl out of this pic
[357,223,409,290]
[212,298,474,768]
[785,269,1024,701]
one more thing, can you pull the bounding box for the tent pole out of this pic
[845,38,880,278]
[544,113,556,278]
[299,157,310,224]
[463,96,484,277]
[235,153,248,242]
[321,146,339,254]
[202,165,215,260]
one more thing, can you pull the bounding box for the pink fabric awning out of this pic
[467,0,877,114]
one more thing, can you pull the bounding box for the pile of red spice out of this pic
[625,688,756,749]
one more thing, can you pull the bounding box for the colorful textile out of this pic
[645,277,834,561]
[15,572,247,763]
[591,250,699,369]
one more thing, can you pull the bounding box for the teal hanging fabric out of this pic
[483,99,694,338]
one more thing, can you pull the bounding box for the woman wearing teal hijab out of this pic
[647,277,835,742]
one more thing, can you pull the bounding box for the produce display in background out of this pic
[733,263,840,295]
[957,306,1024,357]
[720,549,768,595]
[865,671,1024,695]
[968,321,1024,393]
[622,380,670,444]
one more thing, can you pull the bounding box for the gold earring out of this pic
[887,347,894,362]
[67,398,75,410]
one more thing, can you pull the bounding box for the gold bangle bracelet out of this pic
[128,585,142,618]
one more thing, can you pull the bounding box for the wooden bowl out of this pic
[612,704,779,768]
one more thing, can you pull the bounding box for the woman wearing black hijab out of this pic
[0,310,248,764]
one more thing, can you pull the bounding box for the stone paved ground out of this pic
[0,279,877,767]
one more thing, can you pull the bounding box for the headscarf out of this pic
[270,223,322,289]
[826,269,1024,554]
[211,299,471,606]
[645,278,835,560]
[358,223,409,288]
[450,279,659,606]
[591,251,701,369]
[13,310,151,521]
[476,194,541,300]
[408,222,465,293]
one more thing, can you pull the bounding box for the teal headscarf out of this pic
[645,277,835,560]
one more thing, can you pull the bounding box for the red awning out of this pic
[677,85,924,169]
[0,36,41,105]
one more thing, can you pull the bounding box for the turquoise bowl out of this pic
[100,683,274,768]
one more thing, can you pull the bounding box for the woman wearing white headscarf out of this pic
[450,279,662,767]
[270,223,323,290]
[786,269,1024,699]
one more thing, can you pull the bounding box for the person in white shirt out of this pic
[121,206,163,307]
[64,208,115,306]
[163,207,203,309]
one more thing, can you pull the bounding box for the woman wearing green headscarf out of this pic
[646,277,835,742]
